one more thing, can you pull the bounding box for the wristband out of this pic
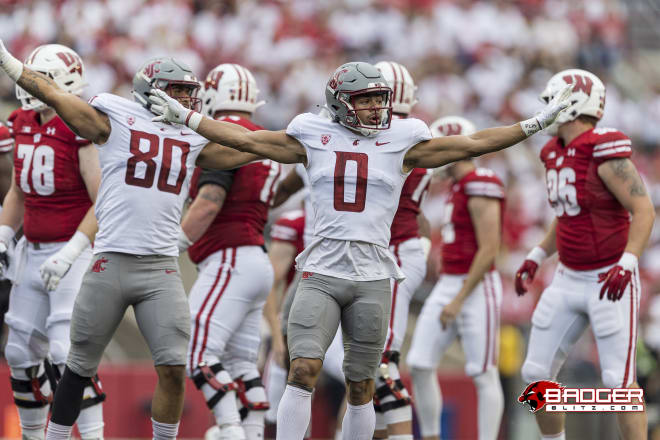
[618,252,638,271]
[178,229,193,252]
[419,236,432,260]
[0,224,15,246]
[185,111,203,131]
[59,231,91,262]
[526,246,548,265]
[520,118,541,137]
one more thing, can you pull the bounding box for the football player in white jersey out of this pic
[149,61,573,440]
[0,42,261,440]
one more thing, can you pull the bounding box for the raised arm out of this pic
[403,84,573,172]
[149,89,306,164]
[0,41,110,144]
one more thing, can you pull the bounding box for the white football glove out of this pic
[0,225,15,280]
[39,231,90,291]
[0,39,24,81]
[149,89,203,130]
[520,83,574,137]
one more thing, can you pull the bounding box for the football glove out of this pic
[149,89,203,130]
[39,231,90,291]
[598,252,637,302]
[0,225,15,280]
[515,246,548,296]
[520,83,573,136]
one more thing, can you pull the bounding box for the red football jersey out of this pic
[0,122,13,153]
[10,109,92,243]
[270,210,305,286]
[441,168,505,274]
[390,168,433,245]
[188,116,281,264]
[540,127,632,270]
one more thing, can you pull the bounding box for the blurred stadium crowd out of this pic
[1,0,660,437]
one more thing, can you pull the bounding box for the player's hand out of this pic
[0,39,24,82]
[271,332,287,368]
[149,89,189,124]
[440,298,462,330]
[40,252,74,291]
[598,252,637,302]
[521,84,573,136]
[515,246,548,296]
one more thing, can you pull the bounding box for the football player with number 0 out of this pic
[515,69,654,440]
[148,61,573,440]
[0,44,105,440]
[0,41,261,440]
[407,116,505,440]
[179,64,279,440]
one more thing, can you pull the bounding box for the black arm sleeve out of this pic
[197,169,236,192]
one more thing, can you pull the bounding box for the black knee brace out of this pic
[192,362,236,410]
[373,351,411,413]
[10,365,51,408]
[235,376,270,420]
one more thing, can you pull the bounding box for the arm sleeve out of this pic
[197,169,236,192]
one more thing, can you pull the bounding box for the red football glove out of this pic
[598,252,637,302]
[515,247,548,296]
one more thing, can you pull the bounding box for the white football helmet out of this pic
[430,115,477,137]
[374,61,417,116]
[16,44,86,112]
[539,69,605,135]
[201,64,264,117]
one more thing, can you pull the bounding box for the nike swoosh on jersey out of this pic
[375,141,390,146]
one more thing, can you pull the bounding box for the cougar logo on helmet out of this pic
[328,69,349,91]
[143,61,161,79]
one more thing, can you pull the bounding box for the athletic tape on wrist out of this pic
[520,117,541,137]
[0,51,24,82]
[185,111,203,131]
[0,224,15,245]
[526,246,548,265]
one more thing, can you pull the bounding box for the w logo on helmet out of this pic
[56,52,83,75]
[562,74,593,95]
[143,61,161,79]
[204,70,224,90]
[518,381,564,413]
[438,123,463,136]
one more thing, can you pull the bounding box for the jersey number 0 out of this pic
[334,151,368,212]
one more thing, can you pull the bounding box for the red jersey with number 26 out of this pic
[390,168,432,245]
[188,116,281,264]
[441,168,505,274]
[540,128,631,270]
[89,93,209,256]
[9,109,92,243]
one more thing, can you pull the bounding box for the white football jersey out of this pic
[90,93,209,256]
[286,113,431,280]
[294,162,314,247]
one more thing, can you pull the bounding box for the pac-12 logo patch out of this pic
[321,134,331,145]
[518,380,563,413]
[127,116,135,126]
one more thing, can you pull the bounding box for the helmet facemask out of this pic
[337,87,392,137]
[153,79,202,113]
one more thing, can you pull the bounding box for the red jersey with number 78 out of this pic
[540,127,631,271]
[187,116,281,264]
[9,109,92,243]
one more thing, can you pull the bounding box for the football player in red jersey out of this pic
[407,116,505,440]
[516,69,654,440]
[0,44,105,440]
[0,122,12,201]
[178,64,280,440]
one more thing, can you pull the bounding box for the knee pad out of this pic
[5,341,34,369]
[235,374,269,421]
[521,360,552,384]
[191,362,237,410]
[10,364,53,409]
[49,340,70,366]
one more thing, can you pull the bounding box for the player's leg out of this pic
[222,249,273,440]
[45,247,105,440]
[520,267,589,440]
[378,239,427,439]
[340,278,392,440]
[129,254,189,440]
[406,275,461,440]
[588,267,646,439]
[4,246,52,440]
[458,272,504,440]
[322,328,346,439]
[278,273,345,440]
[47,253,129,440]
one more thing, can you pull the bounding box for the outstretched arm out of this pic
[0,41,110,144]
[149,89,306,164]
[403,84,573,171]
